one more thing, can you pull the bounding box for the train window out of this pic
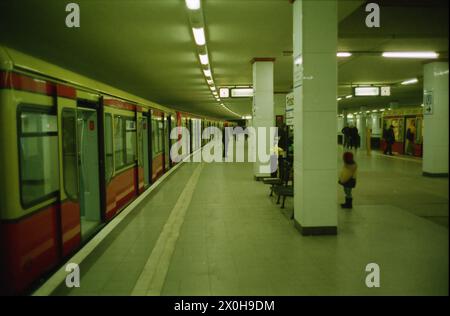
[114,116,125,169]
[19,108,59,208]
[158,120,164,153]
[151,117,164,157]
[125,119,136,164]
[62,109,78,200]
[105,113,114,182]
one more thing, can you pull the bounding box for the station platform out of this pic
[43,149,448,296]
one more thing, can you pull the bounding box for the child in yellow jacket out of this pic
[338,152,357,209]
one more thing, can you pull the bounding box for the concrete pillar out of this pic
[343,110,348,126]
[292,0,337,235]
[359,108,367,150]
[423,62,449,177]
[371,112,382,137]
[252,58,275,178]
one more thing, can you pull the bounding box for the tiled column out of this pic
[343,110,348,126]
[359,108,367,150]
[423,62,449,177]
[252,59,275,178]
[292,0,338,235]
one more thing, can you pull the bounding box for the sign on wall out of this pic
[285,93,294,126]
[423,90,433,115]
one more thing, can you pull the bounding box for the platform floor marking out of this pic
[32,152,197,296]
[131,163,203,296]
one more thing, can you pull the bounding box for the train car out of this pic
[0,46,224,295]
[380,106,423,157]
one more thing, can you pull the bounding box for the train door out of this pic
[141,112,150,187]
[404,116,417,156]
[189,118,193,155]
[164,114,170,170]
[76,108,101,239]
[60,102,81,257]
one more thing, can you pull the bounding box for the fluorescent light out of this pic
[185,0,201,10]
[337,97,342,101]
[382,51,439,59]
[372,110,378,112]
[380,108,385,111]
[337,52,352,57]
[345,95,352,99]
[193,27,206,46]
[199,54,209,65]
[401,78,418,85]
[366,110,371,113]
[203,68,211,78]
[421,104,424,107]
[210,86,216,91]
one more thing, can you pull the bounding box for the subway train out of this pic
[0,46,228,295]
[380,107,423,156]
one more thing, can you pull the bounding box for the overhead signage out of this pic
[231,88,253,98]
[380,86,391,96]
[219,88,230,98]
[354,86,380,96]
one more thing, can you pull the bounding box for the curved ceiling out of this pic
[0,0,448,118]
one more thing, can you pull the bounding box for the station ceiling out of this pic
[0,0,448,119]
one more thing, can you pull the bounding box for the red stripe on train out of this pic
[103,98,136,111]
[0,71,55,96]
[0,71,77,99]
[56,84,77,99]
[105,167,138,220]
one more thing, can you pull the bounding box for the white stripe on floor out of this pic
[32,152,198,296]
[131,163,203,296]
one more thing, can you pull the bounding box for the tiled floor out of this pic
[52,148,448,296]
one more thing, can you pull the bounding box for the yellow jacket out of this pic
[339,163,357,184]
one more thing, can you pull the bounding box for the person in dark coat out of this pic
[384,125,395,155]
[272,123,288,177]
[341,125,350,148]
[338,151,357,209]
[348,125,359,149]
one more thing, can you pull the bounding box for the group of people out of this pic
[341,125,360,150]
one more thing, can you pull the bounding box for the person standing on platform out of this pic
[272,123,288,177]
[406,121,416,156]
[384,125,395,155]
[349,125,359,150]
[341,124,350,149]
[338,151,357,209]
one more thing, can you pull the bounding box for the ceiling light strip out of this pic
[185,0,240,118]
